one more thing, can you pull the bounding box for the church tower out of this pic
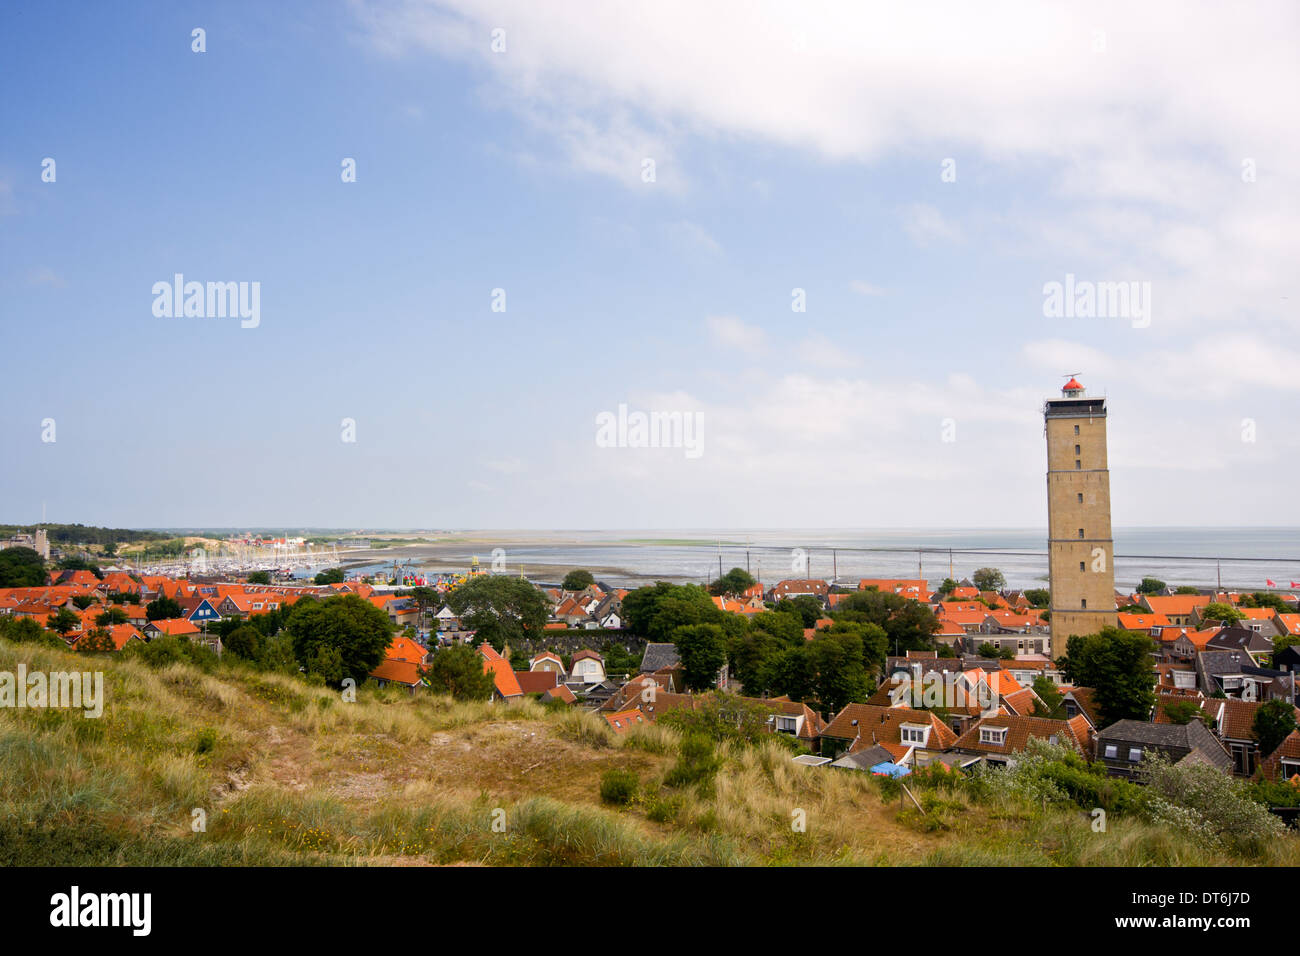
[1045,377,1117,658]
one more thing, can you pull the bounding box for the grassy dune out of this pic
[2,637,1297,866]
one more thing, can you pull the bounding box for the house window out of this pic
[775,716,798,734]
[1282,760,1300,778]
[1104,744,1118,759]
[901,726,927,744]
[1128,748,1142,762]
[979,727,1008,745]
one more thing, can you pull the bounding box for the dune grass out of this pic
[2,636,1297,866]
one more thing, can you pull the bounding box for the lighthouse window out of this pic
[1081,599,1088,609]
[1074,425,1080,435]
[1075,459,1081,469]
[1079,562,1085,571]
[1077,493,1083,504]
[1075,444,1081,455]
[1078,528,1085,538]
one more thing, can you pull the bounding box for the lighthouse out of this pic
[1044,377,1118,658]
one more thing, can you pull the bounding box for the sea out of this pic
[325,527,1300,594]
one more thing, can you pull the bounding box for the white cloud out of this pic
[665,219,722,257]
[706,314,765,355]
[900,203,962,247]
[794,333,860,369]
[352,0,1300,332]
[849,280,885,297]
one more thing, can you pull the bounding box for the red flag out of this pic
[1266,579,1277,587]
[1291,581,1300,588]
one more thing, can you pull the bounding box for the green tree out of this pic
[0,615,46,644]
[1201,602,1245,623]
[46,607,80,636]
[748,610,804,645]
[822,619,888,676]
[977,641,999,658]
[935,578,958,598]
[313,567,345,585]
[286,593,394,687]
[561,569,595,591]
[972,567,1006,592]
[0,547,46,588]
[307,644,346,684]
[708,567,757,597]
[658,692,773,745]
[673,623,728,691]
[77,628,118,653]
[423,643,495,700]
[762,644,813,702]
[224,625,264,660]
[807,630,869,712]
[774,594,823,628]
[1252,699,1297,758]
[834,590,939,653]
[1137,577,1166,595]
[1024,588,1051,608]
[247,570,272,585]
[1164,700,1203,726]
[1060,627,1157,725]
[94,607,129,627]
[257,633,299,673]
[444,575,551,651]
[56,556,103,578]
[1174,586,1200,595]
[1241,592,1288,612]
[146,596,182,621]
[622,582,720,642]
[1031,675,1063,717]
[71,594,96,610]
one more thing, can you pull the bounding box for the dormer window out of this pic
[900,723,930,746]
[979,726,1008,746]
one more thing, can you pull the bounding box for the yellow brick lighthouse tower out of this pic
[1045,377,1117,658]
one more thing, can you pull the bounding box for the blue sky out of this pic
[2,1,1297,530]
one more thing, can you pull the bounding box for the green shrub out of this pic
[644,792,683,823]
[599,768,639,806]
[1248,779,1300,809]
[664,735,721,791]
[1141,754,1286,855]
